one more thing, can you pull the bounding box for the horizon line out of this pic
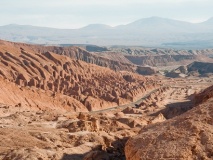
[1,16,212,30]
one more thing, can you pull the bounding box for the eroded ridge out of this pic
[0,40,158,112]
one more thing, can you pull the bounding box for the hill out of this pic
[1,17,213,48]
[0,40,158,112]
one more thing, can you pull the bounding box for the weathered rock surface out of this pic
[0,40,158,111]
[166,61,213,78]
[0,77,86,112]
[125,85,213,160]
[136,66,156,75]
[187,61,213,76]
[3,41,137,73]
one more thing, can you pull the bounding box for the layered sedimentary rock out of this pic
[111,47,213,57]
[125,54,210,67]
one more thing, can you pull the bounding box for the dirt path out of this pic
[90,87,162,113]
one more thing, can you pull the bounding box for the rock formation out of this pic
[166,61,213,78]
[125,85,213,160]
[187,61,213,76]
[0,40,158,111]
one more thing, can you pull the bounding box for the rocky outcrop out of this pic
[125,85,213,160]
[166,61,213,78]
[85,45,109,52]
[195,85,213,104]
[0,77,87,112]
[187,61,213,75]
[0,40,158,111]
[136,66,156,75]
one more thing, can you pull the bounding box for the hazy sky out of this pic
[0,0,212,29]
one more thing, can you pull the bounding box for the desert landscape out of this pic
[1,0,213,159]
[0,39,212,160]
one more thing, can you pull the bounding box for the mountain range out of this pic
[1,17,213,49]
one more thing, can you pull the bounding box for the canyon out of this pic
[0,40,213,159]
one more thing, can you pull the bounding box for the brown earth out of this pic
[0,40,213,160]
[0,74,212,160]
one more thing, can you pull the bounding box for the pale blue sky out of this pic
[0,0,212,29]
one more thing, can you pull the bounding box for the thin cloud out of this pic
[0,0,212,28]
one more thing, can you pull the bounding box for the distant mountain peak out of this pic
[204,17,213,24]
[6,24,33,27]
[126,16,191,27]
[1,17,213,48]
[207,17,213,21]
[8,23,19,26]
[132,16,168,23]
[145,16,166,20]
[80,24,112,30]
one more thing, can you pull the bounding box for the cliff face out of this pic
[166,61,213,78]
[136,66,156,75]
[47,48,136,72]
[125,54,209,66]
[111,47,213,57]
[195,85,213,104]
[187,61,213,75]
[125,85,213,160]
[0,40,158,111]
